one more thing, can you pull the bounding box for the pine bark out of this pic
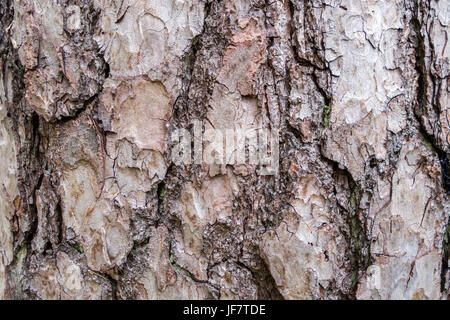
[0,0,449,300]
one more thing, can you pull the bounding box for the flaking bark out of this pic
[0,0,448,300]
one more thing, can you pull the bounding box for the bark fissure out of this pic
[0,0,448,300]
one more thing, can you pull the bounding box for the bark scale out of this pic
[0,0,448,300]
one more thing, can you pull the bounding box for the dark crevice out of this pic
[104,61,110,79]
[411,1,449,295]
[168,242,209,284]
[236,259,284,300]
[411,1,450,194]
[288,0,371,298]
[324,156,373,299]
[288,0,331,107]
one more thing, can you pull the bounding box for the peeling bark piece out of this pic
[29,251,113,299]
[60,167,132,272]
[321,0,409,181]
[217,20,266,96]
[94,0,205,97]
[0,0,448,301]
[171,174,237,282]
[100,78,172,153]
[0,66,19,299]
[415,0,450,154]
[12,0,105,121]
[358,140,447,300]
[260,175,349,299]
[117,226,213,300]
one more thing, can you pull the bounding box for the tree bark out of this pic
[0,0,448,300]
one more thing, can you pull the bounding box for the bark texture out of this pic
[0,0,449,300]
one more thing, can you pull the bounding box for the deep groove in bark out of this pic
[0,0,448,300]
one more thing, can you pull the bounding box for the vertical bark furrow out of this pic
[0,0,448,300]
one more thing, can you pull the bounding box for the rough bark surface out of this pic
[0,0,449,300]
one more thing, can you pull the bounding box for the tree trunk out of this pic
[0,0,448,300]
